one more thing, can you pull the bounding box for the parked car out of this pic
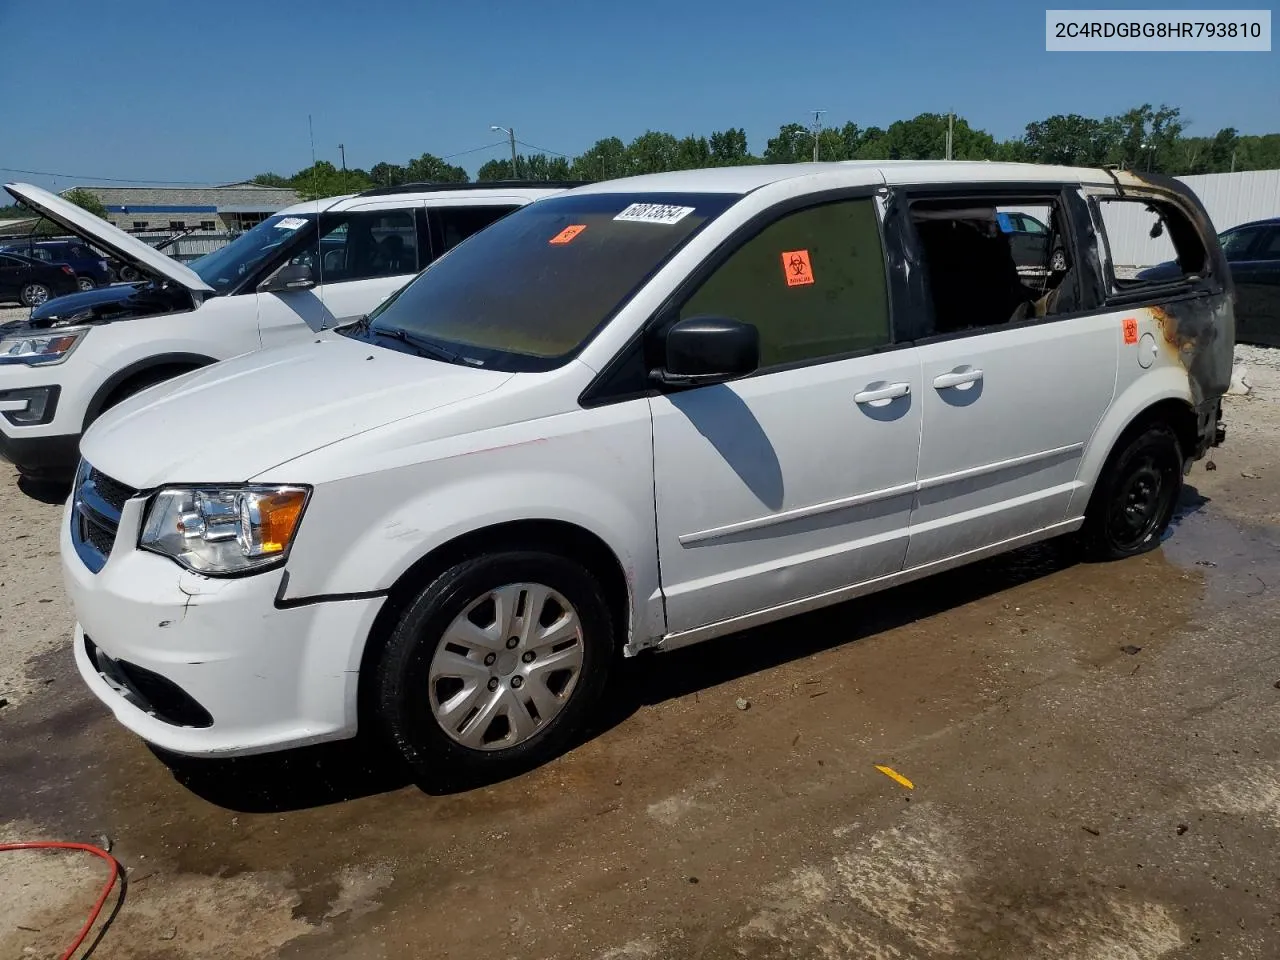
[0,250,79,306]
[0,179,583,481]
[60,161,1231,782]
[996,209,1068,274]
[1218,216,1280,347]
[0,237,114,290]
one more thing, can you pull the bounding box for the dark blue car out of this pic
[0,237,114,290]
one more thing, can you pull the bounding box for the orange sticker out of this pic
[781,249,814,286]
[549,224,586,245]
[1123,317,1139,344]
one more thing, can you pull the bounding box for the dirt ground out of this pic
[3,345,1280,960]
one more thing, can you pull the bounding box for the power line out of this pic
[439,141,510,161]
[2,139,544,188]
[0,166,236,185]
[515,139,572,159]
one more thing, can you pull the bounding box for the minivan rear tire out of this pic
[1080,422,1183,561]
[374,550,614,787]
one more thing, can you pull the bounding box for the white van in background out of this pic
[0,180,577,483]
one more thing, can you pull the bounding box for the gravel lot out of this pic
[2,346,1280,959]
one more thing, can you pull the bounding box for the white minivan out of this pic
[0,180,575,483]
[60,161,1232,783]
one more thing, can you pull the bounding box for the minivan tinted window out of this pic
[363,192,738,371]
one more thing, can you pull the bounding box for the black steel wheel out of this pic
[1081,422,1183,560]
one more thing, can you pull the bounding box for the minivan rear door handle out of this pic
[854,382,911,404]
[933,368,984,389]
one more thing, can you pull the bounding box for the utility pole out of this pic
[945,112,954,160]
[338,143,346,172]
[811,109,827,162]
[1231,148,1237,173]
[491,126,518,178]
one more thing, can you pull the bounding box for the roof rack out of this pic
[357,179,591,198]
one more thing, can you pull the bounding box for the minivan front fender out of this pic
[268,404,666,654]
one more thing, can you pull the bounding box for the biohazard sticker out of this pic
[781,250,814,286]
[1123,317,1139,344]
[613,203,695,225]
[274,217,308,230]
[549,224,586,245]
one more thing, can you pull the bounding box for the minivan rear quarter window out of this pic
[363,192,738,371]
[1096,196,1208,293]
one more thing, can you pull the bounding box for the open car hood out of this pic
[3,182,214,294]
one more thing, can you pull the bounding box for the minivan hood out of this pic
[4,182,214,295]
[79,335,514,488]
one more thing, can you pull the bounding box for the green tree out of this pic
[403,153,469,184]
[478,154,572,180]
[708,127,751,165]
[26,187,110,234]
[62,187,108,219]
[763,123,814,163]
[288,161,373,200]
[477,158,514,181]
[251,172,291,187]
[674,134,712,170]
[1023,114,1114,166]
[878,113,996,161]
[368,162,407,187]
[571,137,627,180]
[1104,103,1182,172]
[627,131,680,174]
[854,127,890,160]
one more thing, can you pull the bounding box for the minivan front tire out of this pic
[374,550,614,785]
[1081,421,1184,560]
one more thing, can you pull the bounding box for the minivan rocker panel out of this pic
[61,161,1232,781]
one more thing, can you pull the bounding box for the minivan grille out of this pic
[70,462,137,574]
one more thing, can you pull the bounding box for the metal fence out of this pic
[1104,169,1280,268]
[129,230,237,263]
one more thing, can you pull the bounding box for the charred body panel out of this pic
[1107,170,1234,449]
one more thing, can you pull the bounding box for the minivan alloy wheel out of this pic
[429,583,584,750]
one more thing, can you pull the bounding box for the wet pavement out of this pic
[4,383,1280,959]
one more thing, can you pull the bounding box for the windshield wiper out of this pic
[374,326,467,365]
[337,313,371,337]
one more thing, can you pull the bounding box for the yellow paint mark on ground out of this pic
[875,765,914,790]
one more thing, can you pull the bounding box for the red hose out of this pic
[0,841,121,960]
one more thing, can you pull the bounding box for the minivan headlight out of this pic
[0,328,88,366]
[140,485,310,575]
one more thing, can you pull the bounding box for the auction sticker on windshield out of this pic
[275,217,308,230]
[549,224,587,245]
[614,203,695,225]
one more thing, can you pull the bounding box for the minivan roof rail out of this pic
[357,179,591,197]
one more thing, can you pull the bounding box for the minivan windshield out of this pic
[361,192,737,370]
[188,212,316,292]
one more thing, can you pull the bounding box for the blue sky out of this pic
[0,0,1275,193]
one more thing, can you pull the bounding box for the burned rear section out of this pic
[1103,170,1235,454]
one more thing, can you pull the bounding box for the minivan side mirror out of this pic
[260,263,316,293]
[651,315,759,388]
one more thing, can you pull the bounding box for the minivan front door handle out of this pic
[933,368,984,390]
[854,382,912,404]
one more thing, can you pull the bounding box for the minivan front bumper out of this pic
[61,490,385,757]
